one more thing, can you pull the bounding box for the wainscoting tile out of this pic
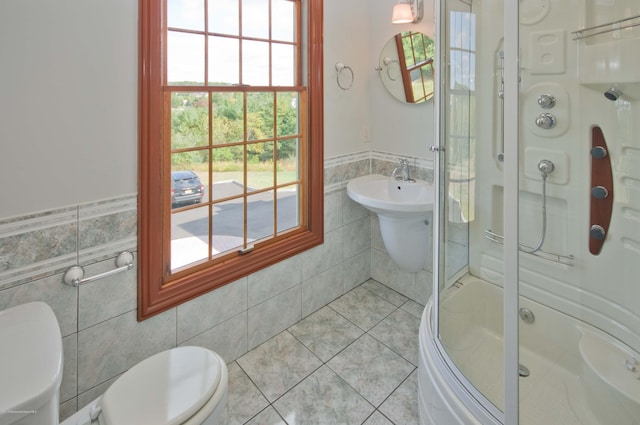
[248,257,301,308]
[342,215,370,259]
[77,374,120,412]
[78,254,137,330]
[61,334,78,402]
[300,266,344,318]
[78,197,137,253]
[273,365,374,425]
[0,273,77,337]
[342,250,371,293]
[415,269,433,306]
[0,208,77,290]
[343,190,369,225]
[324,191,343,233]
[247,285,301,350]
[370,215,384,252]
[177,278,247,344]
[77,308,176,393]
[300,227,342,281]
[180,312,247,364]
[59,397,77,422]
[361,279,408,307]
[371,248,417,301]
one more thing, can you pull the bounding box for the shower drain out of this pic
[519,364,530,377]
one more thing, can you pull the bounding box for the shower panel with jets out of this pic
[418,0,640,424]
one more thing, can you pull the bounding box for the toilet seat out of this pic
[98,346,226,425]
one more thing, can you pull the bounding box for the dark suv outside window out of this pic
[171,171,204,208]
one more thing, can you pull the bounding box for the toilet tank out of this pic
[0,302,63,425]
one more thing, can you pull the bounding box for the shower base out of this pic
[418,275,640,425]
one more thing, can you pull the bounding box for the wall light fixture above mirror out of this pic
[392,0,423,24]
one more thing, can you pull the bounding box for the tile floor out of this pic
[219,279,425,425]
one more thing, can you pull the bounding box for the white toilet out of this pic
[0,302,228,425]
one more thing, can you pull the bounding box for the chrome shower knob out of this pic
[535,113,557,129]
[538,159,555,176]
[537,94,556,109]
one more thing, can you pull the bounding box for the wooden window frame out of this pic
[138,0,324,320]
[395,32,434,104]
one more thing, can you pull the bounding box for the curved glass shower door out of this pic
[433,0,640,424]
[434,0,508,420]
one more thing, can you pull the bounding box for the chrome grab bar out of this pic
[484,230,574,266]
[572,14,640,40]
[63,251,134,287]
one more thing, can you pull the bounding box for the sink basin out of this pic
[346,174,434,272]
[346,174,434,216]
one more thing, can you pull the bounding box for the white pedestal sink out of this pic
[346,174,434,272]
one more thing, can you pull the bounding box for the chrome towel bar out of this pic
[63,251,134,287]
[484,230,574,266]
[572,14,640,40]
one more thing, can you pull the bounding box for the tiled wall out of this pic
[0,150,435,420]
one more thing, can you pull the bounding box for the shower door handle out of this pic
[430,145,445,152]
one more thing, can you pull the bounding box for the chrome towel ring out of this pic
[335,62,354,90]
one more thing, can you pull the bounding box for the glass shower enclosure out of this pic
[421,0,640,424]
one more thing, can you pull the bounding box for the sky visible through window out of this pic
[167,0,295,85]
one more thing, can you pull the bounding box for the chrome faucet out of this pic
[392,159,414,182]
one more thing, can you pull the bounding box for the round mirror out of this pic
[378,32,435,104]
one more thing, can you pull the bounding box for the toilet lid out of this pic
[100,346,223,425]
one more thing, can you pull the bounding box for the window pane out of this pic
[277,139,298,185]
[272,43,295,86]
[167,31,205,84]
[171,92,209,149]
[212,199,244,254]
[247,141,275,189]
[247,191,274,242]
[171,205,209,270]
[277,92,299,137]
[277,185,299,233]
[272,0,295,42]
[242,40,270,86]
[403,36,416,68]
[410,68,426,100]
[208,0,239,35]
[208,36,240,85]
[247,92,274,140]
[212,92,244,144]
[168,0,205,31]
[242,0,269,39]
[211,146,245,201]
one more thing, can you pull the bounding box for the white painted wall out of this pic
[368,1,436,158]
[0,0,138,218]
[0,0,435,218]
